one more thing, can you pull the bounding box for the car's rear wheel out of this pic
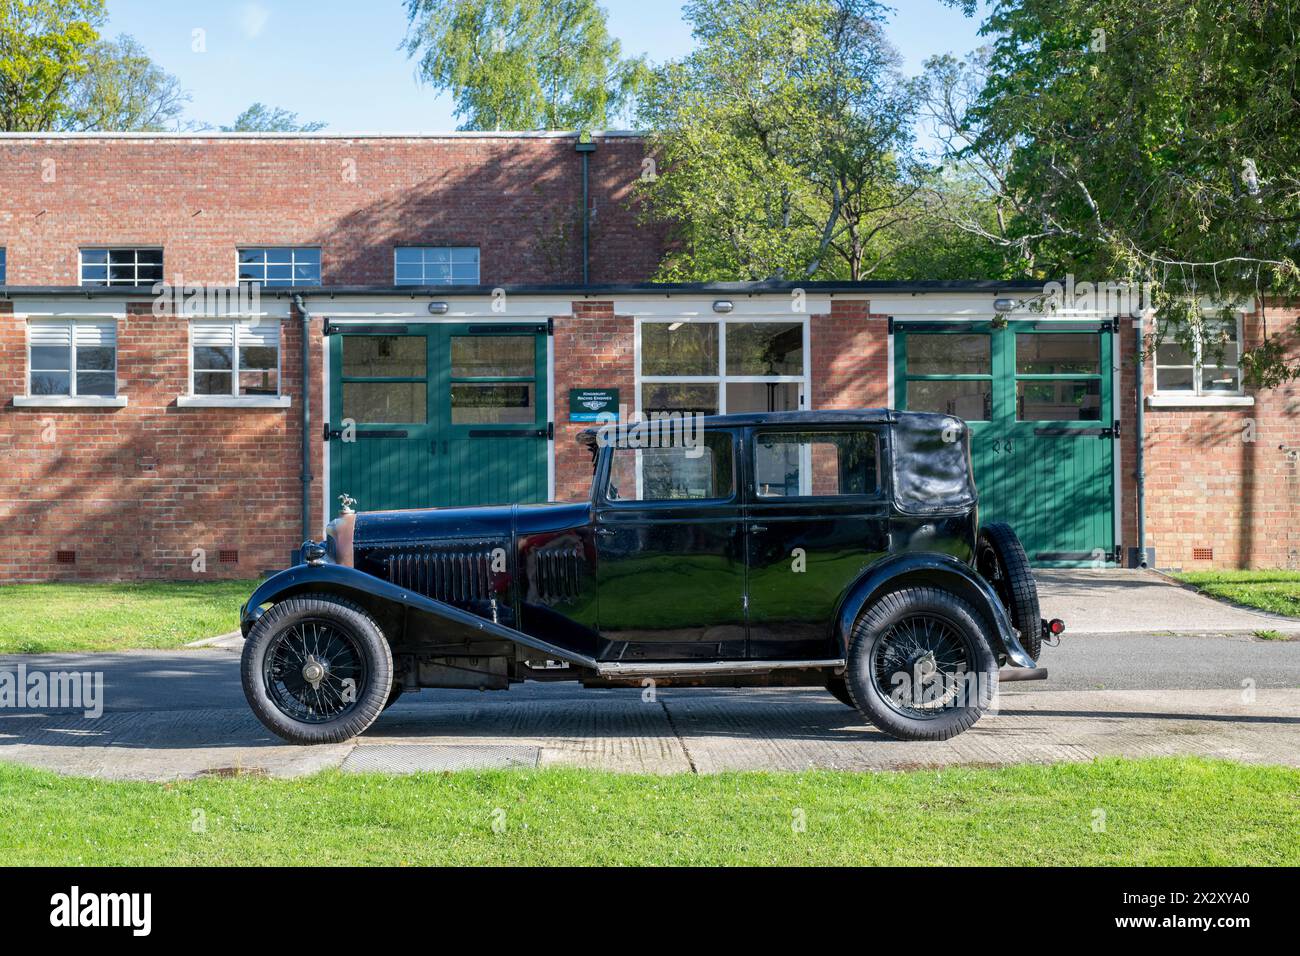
[241,594,392,745]
[845,586,997,741]
[825,675,855,707]
[975,522,1041,660]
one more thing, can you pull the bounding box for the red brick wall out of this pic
[0,301,308,581]
[1118,304,1300,569]
[811,299,890,409]
[552,301,634,501]
[0,135,661,286]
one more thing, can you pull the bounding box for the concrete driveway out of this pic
[1,570,1297,780]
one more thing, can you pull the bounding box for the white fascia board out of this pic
[11,297,129,319]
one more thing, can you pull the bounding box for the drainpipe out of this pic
[1133,311,1148,568]
[293,293,314,546]
[575,134,597,284]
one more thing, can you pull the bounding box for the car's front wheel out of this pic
[241,594,393,745]
[845,586,997,741]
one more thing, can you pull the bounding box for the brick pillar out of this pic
[810,299,890,409]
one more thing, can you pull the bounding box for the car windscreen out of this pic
[890,413,977,514]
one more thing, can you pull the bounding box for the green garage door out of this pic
[327,322,550,519]
[894,320,1116,566]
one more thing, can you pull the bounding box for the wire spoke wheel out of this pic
[263,619,367,723]
[869,612,974,720]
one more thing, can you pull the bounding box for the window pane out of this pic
[1156,341,1194,366]
[1155,367,1194,391]
[239,370,279,395]
[725,322,802,375]
[109,264,137,282]
[195,345,233,371]
[31,346,70,370]
[1016,380,1101,420]
[76,346,114,371]
[606,433,733,501]
[238,264,263,281]
[195,371,232,395]
[76,371,115,396]
[266,263,292,283]
[907,334,989,375]
[136,262,162,283]
[81,249,107,265]
[641,323,718,376]
[107,249,137,265]
[240,346,277,371]
[1016,333,1100,374]
[907,380,990,420]
[341,336,425,377]
[754,430,878,498]
[642,382,719,416]
[451,336,533,377]
[30,371,70,395]
[238,249,264,264]
[81,266,108,283]
[1202,367,1240,392]
[394,266,423,284]
[343,382,426,423]
[450,383,534,424]
[725,381,800,413]
[136,249,163,264]
[394,247,422,265]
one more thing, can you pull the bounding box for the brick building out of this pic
[0,132,1296,581]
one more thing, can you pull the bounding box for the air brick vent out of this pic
[1192,547,1214,561]
[219,549,239,564]
[55,550,76,565]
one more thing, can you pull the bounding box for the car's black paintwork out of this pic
[241,410,1037,689]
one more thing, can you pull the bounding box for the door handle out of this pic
[594,526,617,536]
[749,524,769,532]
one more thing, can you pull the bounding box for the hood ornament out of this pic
[338,493,357,515]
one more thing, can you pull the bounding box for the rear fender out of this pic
[832,553,1036,668]
[240,564,598,669]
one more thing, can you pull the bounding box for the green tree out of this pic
[942,0,1300,384]
[638,0,917,281]
[61,34,188,131]
[0,0,102,130]
[403,0,645,130]
[222,102,326,132]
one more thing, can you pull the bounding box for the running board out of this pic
[998,666,1048,682]
[597,658,846,679]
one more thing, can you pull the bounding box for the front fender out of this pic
[239,563,598,669]
[832,552,1036,668]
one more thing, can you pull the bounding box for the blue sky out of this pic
[103,0,986,131]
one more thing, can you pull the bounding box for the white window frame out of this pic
[177,318,291,409]
[635,316,811,416]
[1153,312,1246,398]
[78,247,164,287]
[237,246,322,287]
[393,246,480,285]
[14,317,127,408]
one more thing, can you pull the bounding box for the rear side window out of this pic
[753,430,878,498]
[606,432,734,502]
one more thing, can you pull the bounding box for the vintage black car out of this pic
[240,410,1062,745]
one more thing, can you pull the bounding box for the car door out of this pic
[593,428,747,661]
[744,426,891,659]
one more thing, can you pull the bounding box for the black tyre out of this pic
[241,594,393,745]
[975,522,1042,660]
[845,586,998,741]
[825,675,855,707]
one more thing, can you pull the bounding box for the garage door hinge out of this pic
[547,318,554,335]
[322,321,334,336]
[547,421,555,440]
[887,316,895,334]
[323,423,339,441]
[1105,422,1120,439]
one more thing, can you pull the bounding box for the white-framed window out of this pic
[79,248,163,287]
[1154,314,1245,395]
[28,319,118,397]
[636,317,810,416]
[190,320,281,397]
[394,246,480,285]
[238,247,321,286]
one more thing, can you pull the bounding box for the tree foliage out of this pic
[403,0,645,130]
[940,0,1300,384]
[222,103,326,132]
[0,0,188,131]
[638,0,917,281]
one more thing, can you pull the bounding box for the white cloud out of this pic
[238,2,271,39]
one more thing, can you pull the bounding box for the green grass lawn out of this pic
[1171,570,1300,618]
[1,757,1295,866]
[0,580,258,654]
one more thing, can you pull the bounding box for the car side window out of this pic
[753,429,878,498]
[605,432,734,502]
